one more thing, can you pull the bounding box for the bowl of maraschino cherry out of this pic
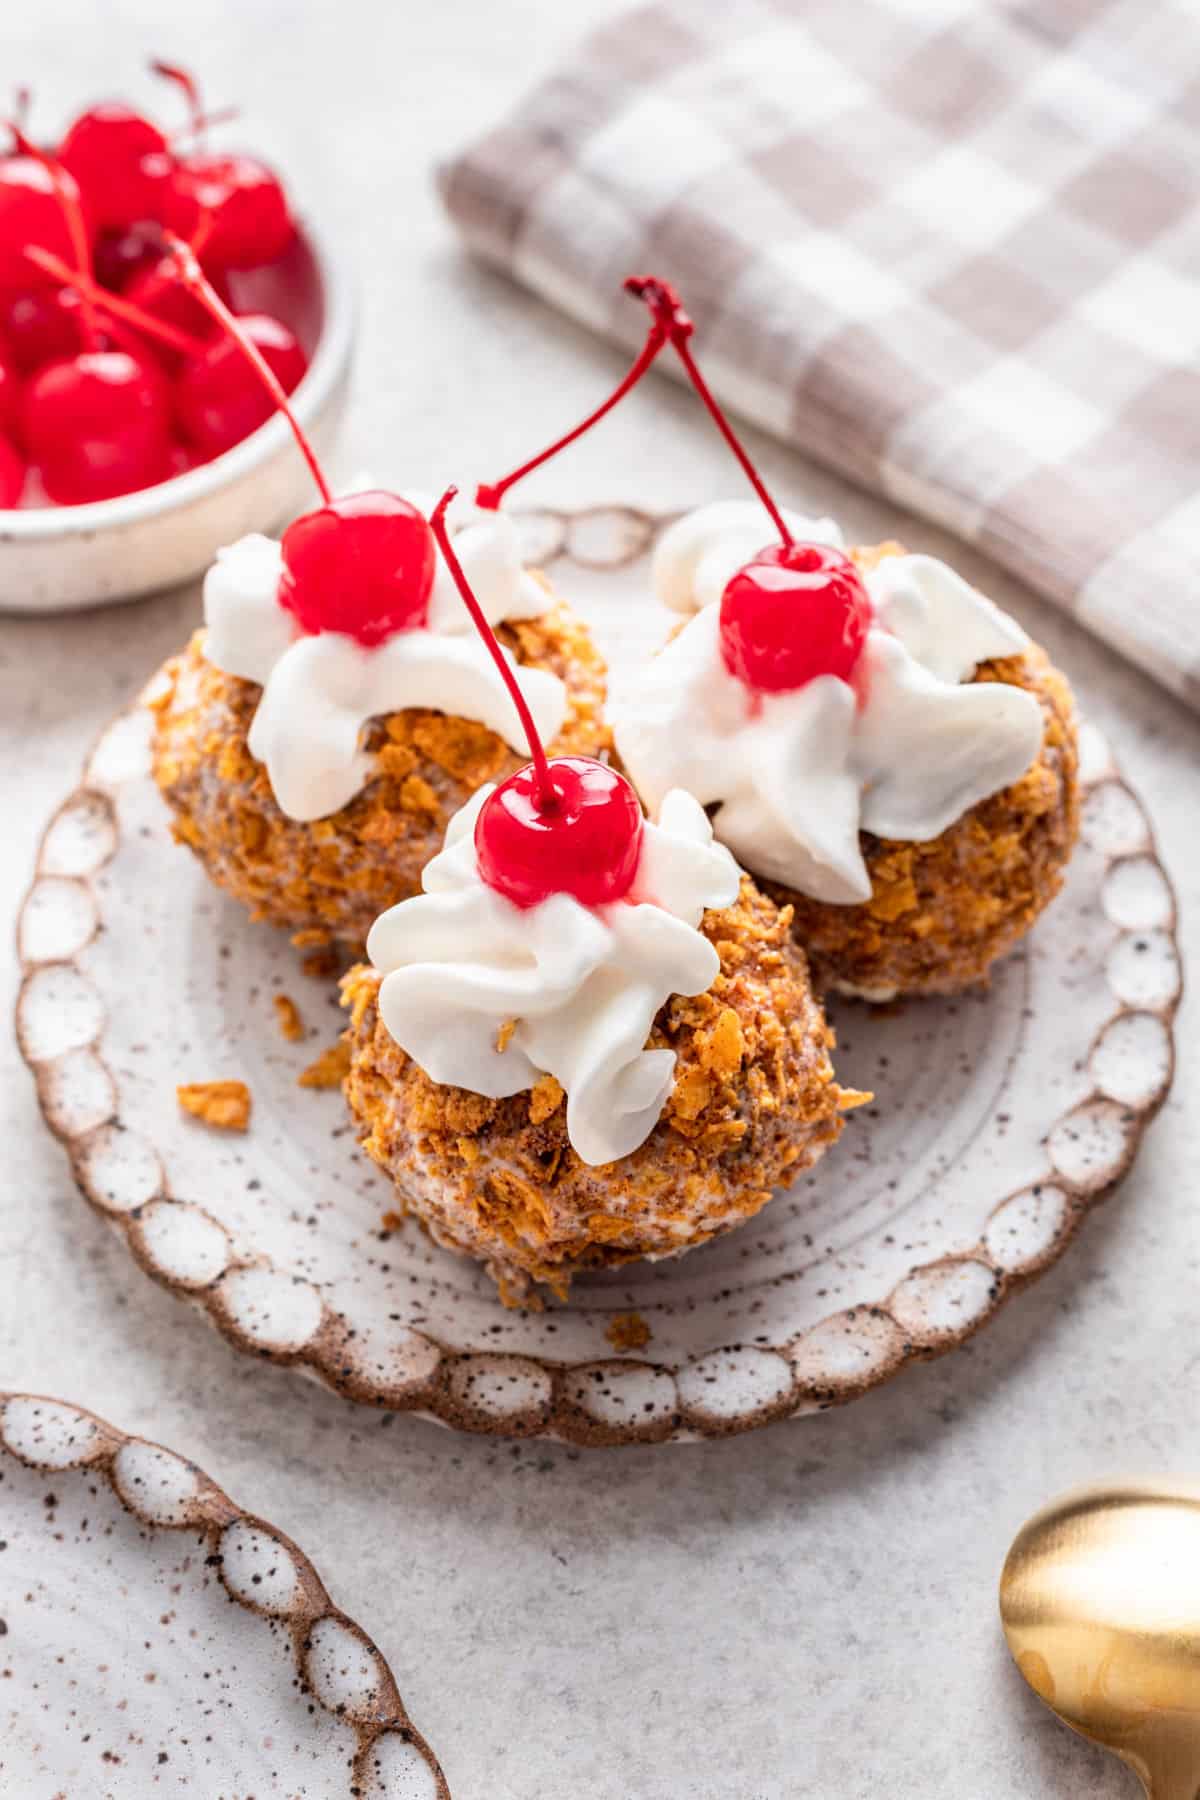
[0,62,354,613]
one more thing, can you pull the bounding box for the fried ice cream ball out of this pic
[148,594,610,948]
[341,876,861,1307]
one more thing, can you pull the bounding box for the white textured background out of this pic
[1,4,1196,1796]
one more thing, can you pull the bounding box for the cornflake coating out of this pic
[763,543,1081,1001]
[341,876,856,1307]
[148,589,610,946]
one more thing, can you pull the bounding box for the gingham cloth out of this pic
[440,0,1200,709]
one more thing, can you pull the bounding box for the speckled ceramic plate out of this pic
[15,509,1182,1444]
[0,1392,449,1796]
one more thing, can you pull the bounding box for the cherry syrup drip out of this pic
[625,275,874,698]
[430,485,643,911]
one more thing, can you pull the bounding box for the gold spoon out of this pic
[1000,1481,1200,1800]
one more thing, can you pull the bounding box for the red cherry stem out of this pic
[475,316,670,511]
[167,105,240,145]
[624,274,794,549]
[24,246,206,357]
[150,59,205,139]
[8,122,102,351]
[430,484,558,814]
[160,231,331,503]
[150,60,240,144]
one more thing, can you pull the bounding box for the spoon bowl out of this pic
[1000,1480,1200,1800]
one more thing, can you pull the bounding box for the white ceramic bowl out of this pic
[0,218,355,613]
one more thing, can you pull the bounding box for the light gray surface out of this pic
[1,5,1195,1797]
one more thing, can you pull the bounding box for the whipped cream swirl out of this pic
[366,787,741,1167]
[614,505,1044,905]
[204,492,566,823]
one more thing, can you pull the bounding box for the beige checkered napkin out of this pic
[441,0,1200,708]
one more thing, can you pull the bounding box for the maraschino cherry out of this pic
[153,238,434,643]
[280,490,436,643]
[0,285,84,372]
[121,214,231,354]
[0,151,80,289]
[623,276,873,697]
[23,346,170,503]
[57,101,173,231]
[122,253,224,355]
[169,152,292,269]
[29,236,307,458]
[718,542,871,692]
[174,311,305,452]
[152,60,292,270]
[430,486,644,911]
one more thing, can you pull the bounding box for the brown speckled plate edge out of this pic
[14,506,1182,1445]
[0,1391,451,1795]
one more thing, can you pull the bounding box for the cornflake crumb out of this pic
[528,1073,565,1125]
[274,995,305,1042]
[380,1210,404,1233]
[699,1007,744,1077]
[838,1088,874,1111]
[496,1018,517,1054]
[177,1080,251,1132]
[298,1040,352,1089]
[399,773,439,814]
[606,1311,652,1352]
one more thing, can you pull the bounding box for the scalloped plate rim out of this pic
[0,1389,451,1796]
[13,505,1183,1446]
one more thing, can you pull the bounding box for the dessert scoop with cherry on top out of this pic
[147,244,648,946]
[339,480,859,1305]
[608,278,1080,1001]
